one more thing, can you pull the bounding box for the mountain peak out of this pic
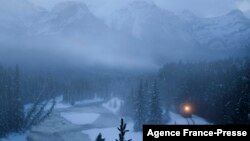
[226,9,245,18]
[128,1,155,9]
[0,0,44,19]
[52,1,89,15]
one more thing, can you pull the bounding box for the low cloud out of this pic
[30,0,248,17]
[237,0,250,11]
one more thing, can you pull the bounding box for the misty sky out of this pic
[1,0,249,70]
[30,0,250,17]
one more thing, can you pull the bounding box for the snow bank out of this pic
[26,96,104,111]
[54,96,72,109]
[82,111,208,141]
[55,95,63,103]
[56,97,103,109]
[168,112,209,125]
[60,112,100,125]
[75,97,103,105]
[24,95,71,112]
[102,97,122,113]
[55,96,104,109]
[55,103,71,109]
[82,122,141,141]
[0,133,27,141]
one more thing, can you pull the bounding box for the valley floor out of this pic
[0,97,209,141]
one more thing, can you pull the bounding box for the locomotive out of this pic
[180,103,193,118]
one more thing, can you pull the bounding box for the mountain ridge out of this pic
[0,0,249,69]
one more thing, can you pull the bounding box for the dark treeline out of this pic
[122,80,168,131]
[0,66,56,137]
[158,58,250,124]
[20,68,137,105]
[122,57,249,127]
[0,66,24,137]
[20,73,96,104]
[62,73,137,104]
[0,65,139,137]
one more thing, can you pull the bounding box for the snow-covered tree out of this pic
[116,118,132,141]
[121,88,135,117]
[149,81,162,124]
[133,81,147,131]
[0,66,56,137]
[233,68,250,124]
[96,133,105,141]
[0,66,24,136]
[11,66,24,131]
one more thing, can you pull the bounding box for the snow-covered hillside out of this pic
[108,1,250,50]
[0,0,249,50]
[0,0,46,42]
[107,1,197,51]
[168,112,209,125]
[182,9,250,49]
[31,1,108,36]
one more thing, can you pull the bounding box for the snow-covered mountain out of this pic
[245,10,250,18]
[1,0,249,50]
[108,1,250,50]
[182,9,250,49]
[108,1,196,49]
[0,0,46,42]
[32,1,108,36]
[0,0,249,68]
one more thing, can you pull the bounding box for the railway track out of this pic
[186,118,195,125]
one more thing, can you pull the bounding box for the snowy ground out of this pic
[2,97,209,141]
[25,96,103,112]
[24,96,72,112]
[54,96,72,109]
[0,133,27,141]
[102,97,123,113]
[82,122,141,141]
[26,97,119,141]
[61,112,100,125]
[54,96,103,109]
[82,98,209,141]
[168,112,209,125]
[75,97,103,106]
[82,98,140,141]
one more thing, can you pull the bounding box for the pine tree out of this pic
[143,81,151,121]
[0,66,57,137]
[121,88,135,117]
[96,133,105,141]
[133,81,146,131]
[12,66,24,131]
[0,86,8,137]
[236,93,249,124]
[0,66,24,135]
[116,118,132,141]
[149,81,163,124]
[0,69,10,137]
[233,69,250,124]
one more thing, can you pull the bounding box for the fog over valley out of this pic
[0,1,249,141]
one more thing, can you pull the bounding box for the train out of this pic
[180,102,193,118]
